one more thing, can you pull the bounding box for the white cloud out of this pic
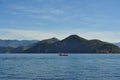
[11,5,42,14]
[53,29,120,42]
[11,4,64,15]
[70,30,120,43]
[36,0,43,2]
[50,9,64,14]
[10,4,64,21]
[0,28,120,42]
[0,28,57,40]
[30,15,57,21]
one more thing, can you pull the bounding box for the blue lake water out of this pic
[0,54,120,80]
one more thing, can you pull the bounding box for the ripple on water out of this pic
[0,54,120,80]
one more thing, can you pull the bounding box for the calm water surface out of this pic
[0,54,120,80]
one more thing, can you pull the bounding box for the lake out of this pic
[0,54,120,80]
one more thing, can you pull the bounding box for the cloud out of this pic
[0,28,57,40]
[71,30,120,42]
[36,0,43,2]
[10,4,64,21]
[0,28,120,42]
[78,15,120,27]
[11,5,43,14]
[10,4,64,15]
[50,9,64,14]
[30,15,57,21]
[53,29,120,42]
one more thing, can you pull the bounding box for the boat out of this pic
[59,53,68,56]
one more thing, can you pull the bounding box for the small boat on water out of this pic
[59,53,68,56]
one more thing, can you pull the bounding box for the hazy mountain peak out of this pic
[68,34,80,38]
[0,40,39,48]
[50,37,59,41]
[114,42,120,47]
[63,34,87,42]
[40,37,59,44]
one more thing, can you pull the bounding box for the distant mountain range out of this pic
[24,35,120,53]
[114,43,120,47]
[0,40,39,48]
[0,35,120,53]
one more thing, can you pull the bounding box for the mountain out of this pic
[0,47,14,53]
[10,46,29,53]
[0,40,39,48]
[24,38,60,53]
[114,43,120,47]
[24,35,120,53]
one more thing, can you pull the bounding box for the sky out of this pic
[0,0,120,42]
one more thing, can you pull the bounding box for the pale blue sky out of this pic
[0,0,120,42]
